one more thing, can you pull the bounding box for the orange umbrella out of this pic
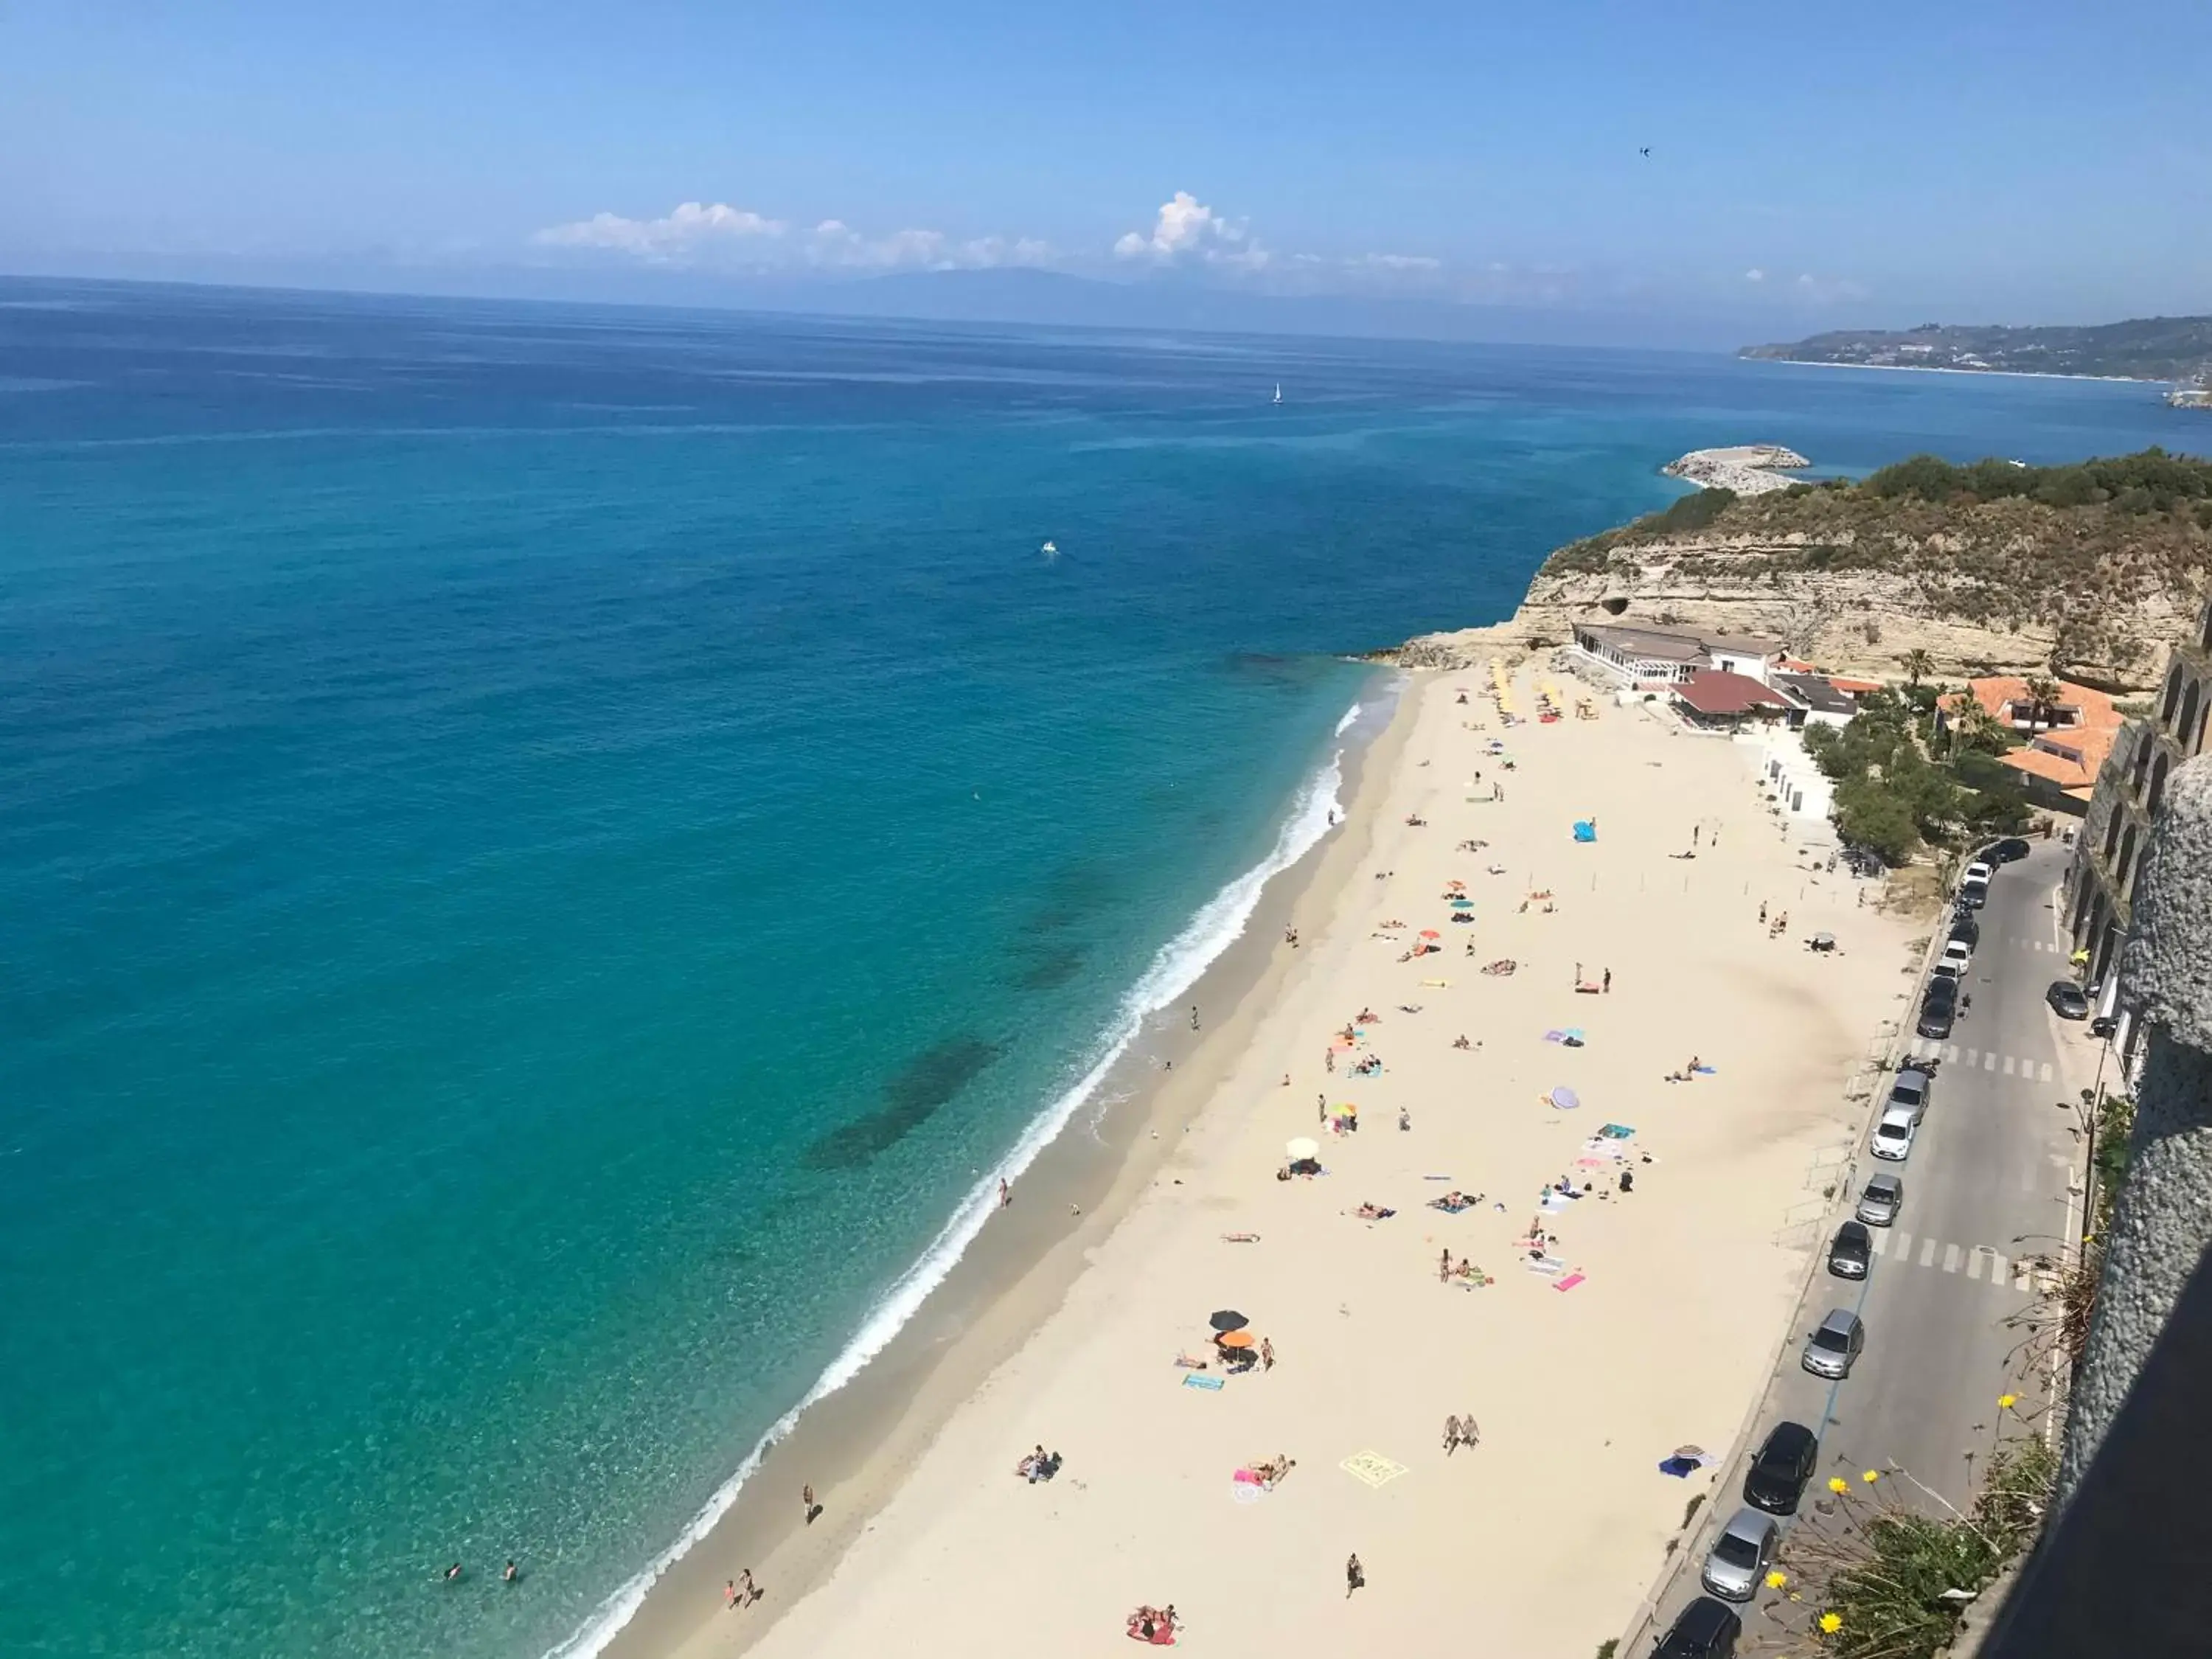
[1419,929,1441,939]
[1217,1329,1256,1349]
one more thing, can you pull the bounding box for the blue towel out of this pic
[1182,1373,1225,1391]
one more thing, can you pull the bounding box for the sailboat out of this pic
[1271,383,1283,406]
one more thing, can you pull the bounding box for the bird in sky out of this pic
[1638,146,1652,158]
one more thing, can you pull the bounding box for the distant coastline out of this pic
[1751,358,2166,388]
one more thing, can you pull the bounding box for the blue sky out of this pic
[4,1,2208,341]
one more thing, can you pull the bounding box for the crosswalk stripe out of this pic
[2039,1062,2053,1082]
[1944,1244,1962,1273]
[2003,1055,2017,1076]
[1991,1253,2008,1286]
[1894,1228,1912,1258]
[1920,1237,1939,1266]
[1967,1251,1984,1281]
[1945,1044,1960,1062]
[1869,1229,1889,1256]
[1965,1048,1980,1065]
[1984,1051,1997,1071]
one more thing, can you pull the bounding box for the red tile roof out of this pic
[1673,669,1792,717]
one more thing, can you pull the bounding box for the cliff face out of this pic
[1380,461,2212,689]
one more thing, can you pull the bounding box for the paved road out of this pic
[1638,841,2100,1648]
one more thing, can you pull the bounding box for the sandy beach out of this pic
[619,664,1920,1659]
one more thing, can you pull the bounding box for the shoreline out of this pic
[630,662,1921,1659]
[1743,357,2174,388]
[585,672,1413,1659]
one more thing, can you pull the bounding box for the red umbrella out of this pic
[1419,929,1441,939]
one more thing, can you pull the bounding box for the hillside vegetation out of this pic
[1543,450,2212,680]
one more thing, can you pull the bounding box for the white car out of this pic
[1933,938,1972,980]
[1870,1105,1918,1161]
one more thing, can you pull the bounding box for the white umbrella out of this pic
[1286,1137,1321,1161]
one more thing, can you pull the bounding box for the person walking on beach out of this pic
[801,1484,816,1524]
[726,1579,740,1611]
[1444,1413,1461,1452]
[998,1178,1011,1208]
[1261,1335,1276,1371]
[1440,1247,1453,1281]
[1602,967,1612,995]
[1190,1004,1200,1031]
[1346,1554,1366,1597]
[1759,900,1767,926]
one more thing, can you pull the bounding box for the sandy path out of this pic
[669,667,1915,1658]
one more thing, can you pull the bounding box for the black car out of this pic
[1986,838,2032,863]
[1917,978,1958,1039]
[1828,1220,1873,1279]
[1654,1595,1743,1658]
[1947,912,1981,950]
[2047,980,2092,1020]
[1744,1420,1820,1514]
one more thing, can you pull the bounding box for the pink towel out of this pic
[1555,1272,1586,1293]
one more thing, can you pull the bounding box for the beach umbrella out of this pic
[1550,1086,1581,1110]
[1419,929,1441,939]
[1216,1329,1256,1349]
[1286,1136,1321,1161]
[1208,1310,1250,1332]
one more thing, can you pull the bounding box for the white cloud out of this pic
[1114,191,1268,269]
[1794,271,1868,303]
[1745,267,1766,282]
[532,202,1053,273]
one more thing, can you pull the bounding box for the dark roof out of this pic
[1772,672,1857,716]
[1674,669,1791,717]
[1700,630,1785,658]
[1575,622,1706,662]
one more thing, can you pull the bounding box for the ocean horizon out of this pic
[1,276,2196,1659]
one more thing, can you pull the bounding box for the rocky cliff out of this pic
[1377,451,2212,690]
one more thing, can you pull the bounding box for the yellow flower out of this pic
[1820,1610,1844,1635]
[1998,1394,2019,1410]
[1765,1570,1789,1589]
[1863,1468,1881,1482]
[1827,1476,1850,1494]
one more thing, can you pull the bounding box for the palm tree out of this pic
[2021,675,2065,740]
[1902,647,1934,689]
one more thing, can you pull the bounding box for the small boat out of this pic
[1271,383,1283,406]
[1040,540,1058,558]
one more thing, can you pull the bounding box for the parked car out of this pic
[2048,981,2092,1020]
[1959,860,1994,908]
[1916,979,1958,1039]
[1856,1172,1904,1226]
[1948,912,1981,950]
[1986,838,2032,863]
[1934,938,1972,981]
[1828,1220,1873,1278]
[1700,1506,1780,1602]
[1871,1105,1919,1161]
[1802,1308,1866,1380]
[1743,1420,1820,1514]
[1888,1066,1934,1122]
[1654,1594,1744,1657]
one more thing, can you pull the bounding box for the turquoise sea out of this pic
[1,277,2195,1659]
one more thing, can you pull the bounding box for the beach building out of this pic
[1669,668,1792,732]
[1753,728,1837,821]
[1769,671,1859,730]
[1937,675,2124,810]
[1568,620,1783,689]
[2066,594,2212,1054]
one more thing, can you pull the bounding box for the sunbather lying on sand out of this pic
[1354,1202,1397,1220]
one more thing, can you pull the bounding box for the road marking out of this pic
[1893,1228,1912,1258]
[1990,1251,2008,1285]
[1964,1047,1980,1066]
[1984,1051,1998,1071]
[1968,1251,1986,1281]
[2003,1055,2017,1076]
[1945,1043,1960,1062]
[1869,1229,1890,1256]
[1944,1243,1962,1273]
[2039,1061,2054,1082]
[1920,1236,1939,1266]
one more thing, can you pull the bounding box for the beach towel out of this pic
[1525,1256,1568,1276]
[1693,1064,1717,1075]
[1658,1455,1700,1479]
[1182,1374,1225,1391]
[1556,1272,1587,1293]
[1599,1123,1635,1139]
[1338,1450,1409,1489]
[1573,820,1596,843]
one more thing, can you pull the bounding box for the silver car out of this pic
[1700,1506,1780,1601]
[1857,1172,1903,1225]
[1803,1308,1865,1380]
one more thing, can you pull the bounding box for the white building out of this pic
[1569,621,1784,689]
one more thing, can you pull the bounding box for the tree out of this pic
[2021,675,2064,740]
[1901,648,1934,689]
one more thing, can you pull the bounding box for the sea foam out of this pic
[542,678,1397,1659]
